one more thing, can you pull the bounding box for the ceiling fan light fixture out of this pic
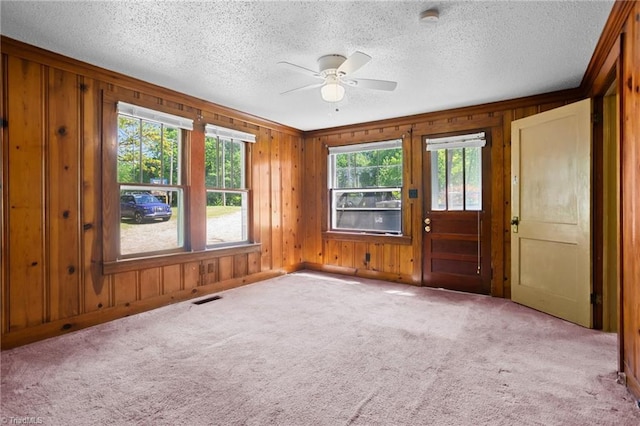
[321,82,345,102]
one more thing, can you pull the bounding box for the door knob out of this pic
[424,225,431,233]
[424,217,431,225]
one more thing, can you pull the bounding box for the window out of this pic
[204,124,255,247]
[328,139,403,234]
[116,102,192,256]
[426,132,485,211]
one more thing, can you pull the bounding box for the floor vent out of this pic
[192,295,222,305]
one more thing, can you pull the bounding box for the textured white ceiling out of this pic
[1,1,614,131]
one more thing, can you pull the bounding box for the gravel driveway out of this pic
[121,211,243,255]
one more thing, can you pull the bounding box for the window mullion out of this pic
[445,149,450,211]
[462,148,467,211]
[138,118,143,183]
[160,124,165,184]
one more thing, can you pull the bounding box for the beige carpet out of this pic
[1,271,638,425]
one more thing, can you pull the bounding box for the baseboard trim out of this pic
[301,262,419,286]
[1,270,284,350]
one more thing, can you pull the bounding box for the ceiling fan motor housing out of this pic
[318,54,347,77]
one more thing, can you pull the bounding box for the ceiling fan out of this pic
[278,51,397,103]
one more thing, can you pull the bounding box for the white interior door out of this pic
[511,99,592,328]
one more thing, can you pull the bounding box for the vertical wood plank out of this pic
[247,251,261,275]
[620,2,640,397]
[219,256,233,281]
[183,262,200,289]
[256,128,272,270]
[490,124,505,297]
[189,128,206,251]
[301,139,313,263]
[101,95,119,261]
[340,241,354,268]
[502,109,514,298]
[301,138,323,264]
[113,271,137,306]
[1,52,7,334]
[398,245,414,278]
[280,131,291,267]
[139,268,160,299]
[270,130,283,269]
[318,139,329,237]
[291,135,303,265]
[162,264,182,294]
[410,129,424,283]
[353,242,369,270]
[383,244,399,274]
[326,239,341,266]
[201,258,219,286]
[7,57,46,330]
[80,77,108,313]
[233,254,248,278]
[47,67,81,321]
[281,133,296,267]
[399,130,415,281]
[369,243,384,272]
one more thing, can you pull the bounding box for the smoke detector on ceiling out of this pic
[420,8,439,22]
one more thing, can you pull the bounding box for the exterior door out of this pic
[422,131,491,294]
[511,99,592,328]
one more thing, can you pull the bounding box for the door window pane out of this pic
[464,146,482,210]
[447,148,464,211]
[429,139,483,211]
[431,150,446,211]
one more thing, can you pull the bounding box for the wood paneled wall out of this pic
[2,7,638,400]
[1,38,303,349]
[301,96,578,297]
[620,1,640,399]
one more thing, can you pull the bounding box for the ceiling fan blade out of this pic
[337,51,371,76]
[280,82,324,95]
[344,78,398,91]
[277,61,322,78]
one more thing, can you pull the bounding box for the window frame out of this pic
[204,134,250,248]
[101,97,262,274]
[114,103,190,259]
[327,138,405,237]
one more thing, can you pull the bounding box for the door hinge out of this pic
[591,112,602,124]
[590,293,602,305]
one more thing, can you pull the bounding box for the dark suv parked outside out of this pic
[120,194,172,223]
